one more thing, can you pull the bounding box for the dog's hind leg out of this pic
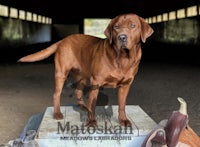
[53,70,68,120]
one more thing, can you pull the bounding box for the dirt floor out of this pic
[0,61,200,144]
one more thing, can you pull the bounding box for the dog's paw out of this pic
[53,112,64,120]
[86,120,97,128]
[119,119,132,127]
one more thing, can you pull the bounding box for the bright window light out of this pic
[47,18,52,24]
[162,13,168,21]
[84,18,111,38]
[33,13,37,22]
[42,16,46,24]
[152,16,157,23]
[146,5,198,24]
[19,10,25,20]
[0,4,52,24]
[148,17,152,24]
[38,15,42,23]
[10,7,18,18]
[157,15,162,22]
[187,5,197,17]
[26,12,32,21]
[0,4,8,17]
[169,11,176,20]
[177,9,186,19]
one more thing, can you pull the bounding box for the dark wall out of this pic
[150,16,200,45]
[52,24,79,41]
[0,17,51,49]
[142,16,200,64]
[0,16,52,63]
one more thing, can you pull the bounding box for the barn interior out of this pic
[0,0,200,144]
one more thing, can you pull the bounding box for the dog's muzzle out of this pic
[118,34,128,49]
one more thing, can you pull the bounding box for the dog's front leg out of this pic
[118,85,132,127]
[86,84,99,127]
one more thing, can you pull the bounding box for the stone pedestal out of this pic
[35,105,157,147]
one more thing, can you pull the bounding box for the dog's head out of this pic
[104,13,154,50]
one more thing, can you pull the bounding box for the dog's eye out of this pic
[129,24,136,29]
[113,25,120,30]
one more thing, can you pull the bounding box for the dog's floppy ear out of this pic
[104,19,113,44]
[139,17,154,43]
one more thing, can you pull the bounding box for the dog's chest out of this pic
[103,71,133,88]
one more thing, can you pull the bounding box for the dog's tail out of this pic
[18,40,62,62]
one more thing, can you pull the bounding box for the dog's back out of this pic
[18,34,106,63]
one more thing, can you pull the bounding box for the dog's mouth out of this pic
[120,46,130,57]
[121,41,127,47]
[120,44,129,50]
[118,34,129,50]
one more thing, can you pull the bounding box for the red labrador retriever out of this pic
[18,13,154,127]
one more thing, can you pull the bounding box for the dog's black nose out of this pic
[118,34,127,42]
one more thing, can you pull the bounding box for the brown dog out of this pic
[18,13,154,127]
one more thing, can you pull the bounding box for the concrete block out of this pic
[35,105,157,147]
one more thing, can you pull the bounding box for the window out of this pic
[84,18,111,38]
[0,4,8,17]
[10,7,18,18]
[147,5,199,24]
